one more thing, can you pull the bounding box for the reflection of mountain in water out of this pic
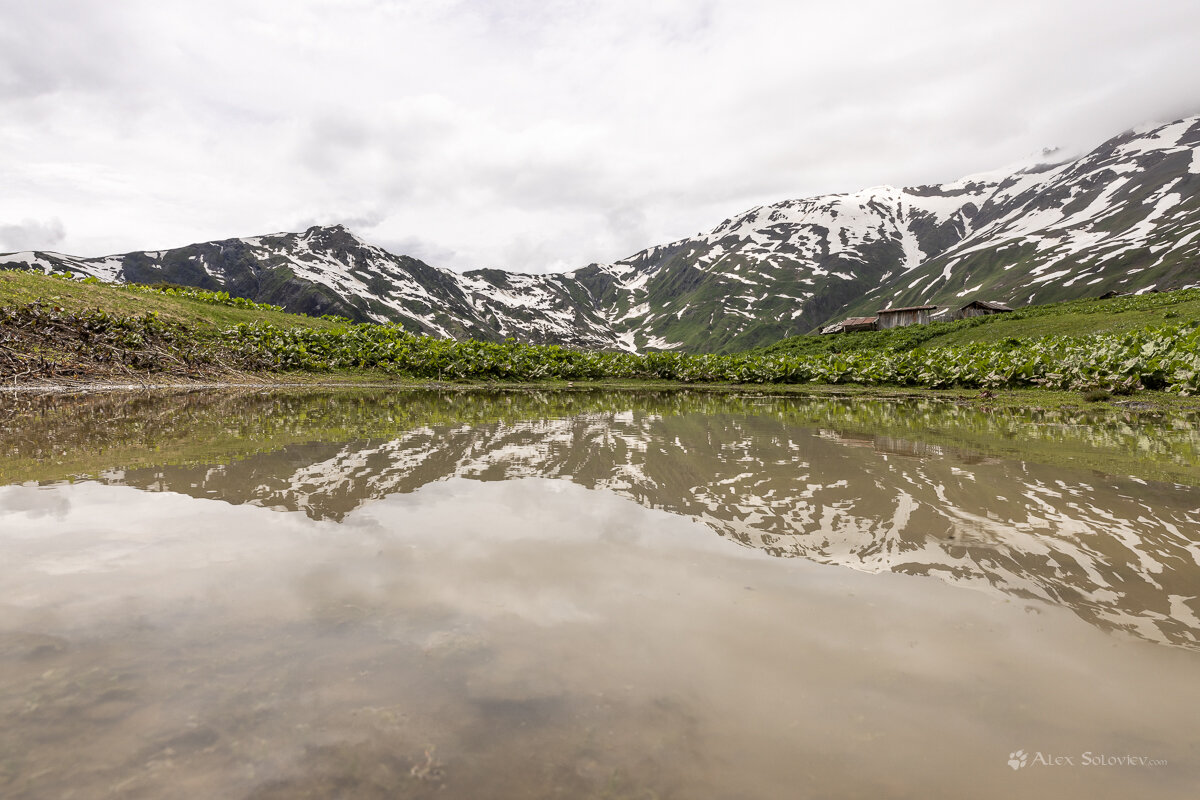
[89,405,1200,651]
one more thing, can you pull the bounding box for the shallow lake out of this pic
[1,389,1198,799]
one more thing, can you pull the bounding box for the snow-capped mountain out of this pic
[845,116,1200,315]
[3,115,1198,352]
[576,179,1000,351]
[0,225,625,348]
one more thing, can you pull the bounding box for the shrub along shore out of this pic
[1,275,1199,395]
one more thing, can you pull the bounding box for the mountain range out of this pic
[3,115,1198,353]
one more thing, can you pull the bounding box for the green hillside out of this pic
[0,270,341,331]
[756,289,1200,357]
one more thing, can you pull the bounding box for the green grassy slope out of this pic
[0,271,341,331]
[756,289,1200,356]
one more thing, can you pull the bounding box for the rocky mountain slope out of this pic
[842,117,1200,318]
[3,115,1198,352]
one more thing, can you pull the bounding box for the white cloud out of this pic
[1,0,1198,270]
[0,218,66,252]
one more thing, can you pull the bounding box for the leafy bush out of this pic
[123,284,286,312]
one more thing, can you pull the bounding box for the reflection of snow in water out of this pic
[73,410,1200,650]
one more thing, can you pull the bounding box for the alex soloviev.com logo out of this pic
[1008,749,1169,770]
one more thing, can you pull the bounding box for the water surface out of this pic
[0,389,1197,798]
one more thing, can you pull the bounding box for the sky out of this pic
[2,0,1199,273]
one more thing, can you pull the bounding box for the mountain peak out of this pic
[297,223,372,252]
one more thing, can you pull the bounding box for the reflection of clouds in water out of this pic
[0,478,741,630]
[5,464,1199,650]
[341,478,741,627]
[2,478,1199,800]
[352,477,736,551]
[0,485,72,521]
[0,483,323,620]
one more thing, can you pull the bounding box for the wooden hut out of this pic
[876,305,938,329]
[841,316,878,332]
[819,316,878,335]
[957,300,1013,319]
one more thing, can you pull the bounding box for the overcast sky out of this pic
[2,0,1198,272]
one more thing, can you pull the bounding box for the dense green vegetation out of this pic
[216,317,1200,394]
[3,271,1200,396]
[118,281,287,312]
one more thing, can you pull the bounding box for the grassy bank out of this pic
[3,271,1200,396]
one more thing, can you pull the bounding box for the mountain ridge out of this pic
[3,114,1198,353]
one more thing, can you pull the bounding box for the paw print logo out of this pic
[1008,750,1029,770]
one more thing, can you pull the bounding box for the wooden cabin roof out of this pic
[877,305,938,314]
[960,299,1013,312]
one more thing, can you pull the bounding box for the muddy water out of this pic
[0,390,1198,798]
